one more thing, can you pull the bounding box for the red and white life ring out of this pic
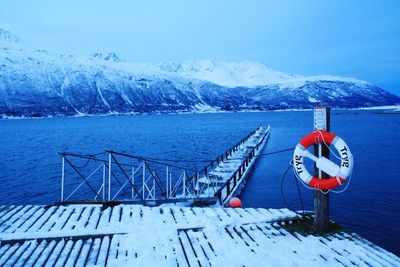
[293,131,353,190]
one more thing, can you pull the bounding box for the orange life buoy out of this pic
[293,131,353,190]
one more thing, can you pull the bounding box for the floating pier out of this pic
[0,204,399,266]
[59,126,270,206]
[198,126,270,204]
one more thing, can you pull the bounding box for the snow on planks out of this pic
[199,126,270,204]
[0,204,399,266]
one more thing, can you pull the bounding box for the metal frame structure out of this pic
[59,151,218,205]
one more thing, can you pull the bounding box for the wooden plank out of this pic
[262,223,281,237]
[28,206,61,232]
[41,239,66,266]
[0,206,27,229]
[198,231,218,261]
[0,205,20,224]
[85,238,102,265]
[15,207,48,233]
[107,234,121,261]
[51,207,76,231]
[7,206,44,234]
[85,207,102,230]
[109,205,122,225]
[31,240,57,266]
[36,206,68,232]
[239,208,262,221]
[212,208,231,223]
[96,207,112,230]
[180,207,198,225]
[75,238,93,267]
[61,206,86,231]
[236,225,276,259]
[314,237,355,266]
[252,223,272,240]
[232,226,256,248]
[224,227,250,248]
[227,207,244,223]
[186,230,212,267]
[243,208,263,220]
[0,206,39,233]
[0,243,11,259]
[80,207,96,229]
[205,208,223,222]
[170,235,189,267]
[178,230,200,267]
[269,222,288,237]
[96,235,111,266]
[52,239,74,266]
[0,243,20,266]
[120,205,132,225]
[64,239,84,267]
[340,232,400,266]
[4,241,33,266]
[20,240,48,267]
[249,224,275,243]
[232,208,247,219]
[0,205,12,218]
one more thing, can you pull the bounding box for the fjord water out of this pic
[0,111,399,255]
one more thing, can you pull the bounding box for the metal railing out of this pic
[59,150,218,205]
[214,126,271,204]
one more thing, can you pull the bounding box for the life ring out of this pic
[293,130,353,190]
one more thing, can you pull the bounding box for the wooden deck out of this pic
[0,204,399,266]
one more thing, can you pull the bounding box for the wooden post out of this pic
[313,106,330,233]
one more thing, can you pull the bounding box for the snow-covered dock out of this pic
[198,126,270,204]
[59,126,270,206]
[0,204,399,266]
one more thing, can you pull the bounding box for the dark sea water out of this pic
[0,111,399,256]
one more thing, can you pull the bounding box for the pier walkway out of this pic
[0,204,399,266]
[59,126,270,206]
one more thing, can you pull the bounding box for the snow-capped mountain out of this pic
[0,28,399,118]
[91,52,123,62]
[155,60,370,88]
[0,29,21,44]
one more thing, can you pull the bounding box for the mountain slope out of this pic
[0,28,399,117]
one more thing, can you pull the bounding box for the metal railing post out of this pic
[61,156,65,202]
[131,167,135,200]
[169,173,172,198]
[183,171,186,198]
[102,163,106,201]
[152,175,155,200]
[108,153,112,202]
[195,172,199,197]
[166,166,169,198]
[142,161,145,200]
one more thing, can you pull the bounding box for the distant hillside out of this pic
[0,28,399,117]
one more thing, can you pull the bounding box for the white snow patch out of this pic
[356,105,400,110]
[308,96,319,103]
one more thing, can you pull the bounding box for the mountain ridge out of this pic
[0,28,399,118]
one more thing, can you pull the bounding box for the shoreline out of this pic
[1,104,399,120]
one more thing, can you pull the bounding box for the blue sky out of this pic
[1,0,399,94]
